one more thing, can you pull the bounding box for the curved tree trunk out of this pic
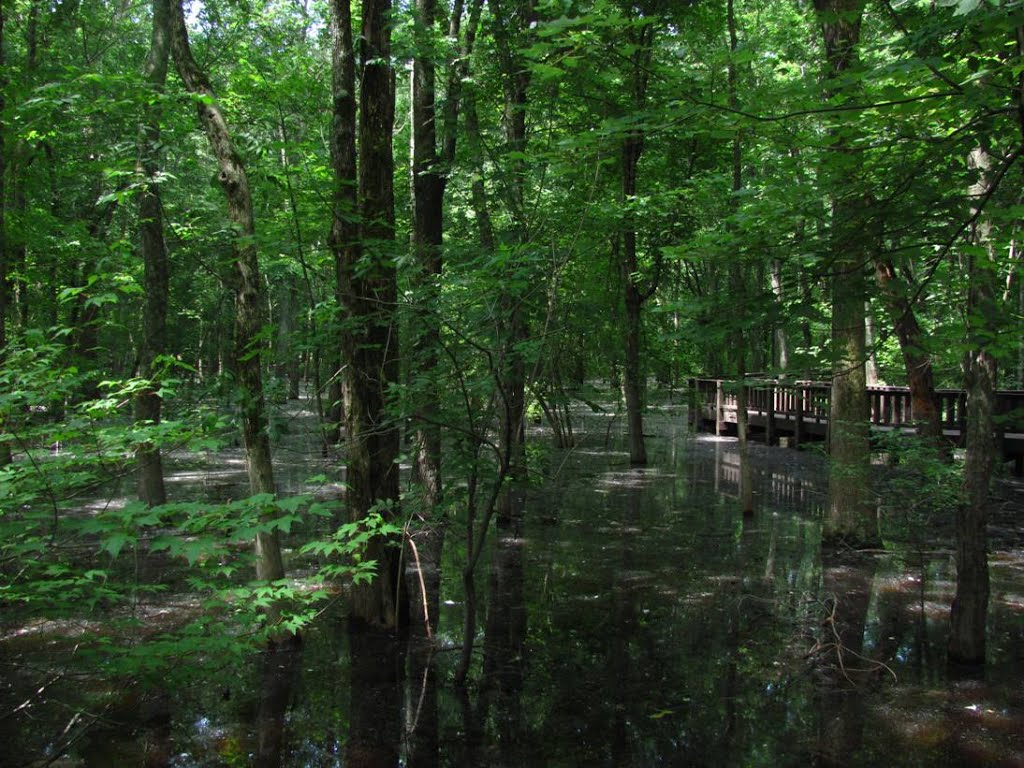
[134,0,171,507]
[169,0,286,596]
[874,258,946,455]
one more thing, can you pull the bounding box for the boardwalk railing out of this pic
[688,377,1024,473]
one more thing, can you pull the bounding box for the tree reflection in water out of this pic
[17,416,1024,766]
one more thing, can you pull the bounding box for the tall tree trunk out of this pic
[408,0,464,635]
[622,134,647,466]
[770,259,789,375]
[7,0,39,332]
[620,19,655,467]
[134,0,171,507]
[727,0,752,514]
[814,0,878,547]
[327,0,359,448]
[460,0,493,255]
[339,0,406,630]
[491,0,535,513]
[169,0,286,598]
[864,305,880,386]
[411,0,444,512]
[273,277,300,401]
[0,0,11,468]
[874,257,946,452]
[948,145,998,666]
[276,114,322,417]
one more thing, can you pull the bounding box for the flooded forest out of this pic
[1,0,1024,764]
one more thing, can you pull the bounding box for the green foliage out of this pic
[874,432,963,547]
[0,333,383,684]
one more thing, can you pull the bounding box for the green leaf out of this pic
[101,533,133,558]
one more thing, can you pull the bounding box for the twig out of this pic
[405,525,433,641]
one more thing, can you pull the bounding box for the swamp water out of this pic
[3,403,1024,766]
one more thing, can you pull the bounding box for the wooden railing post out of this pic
[957,392,967,447]
[687,378,697,431]
[794,385,804,447]
[766,384,777,446]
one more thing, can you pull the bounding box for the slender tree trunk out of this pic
[134,0,171,507]
[169,0,286,595]
[273,277,300,401]
[491,0,535,512]
[0,1,11,468]
[327,0,359,448]
[411,0,444,512]
[276,115,323,418]
[620,20,655,467]
[864,306,880,386]
[771,260,789,375]
[622,137,647,466]
[459,0,492,254]
[408,0,465,635]
[339,0,406,629]
[814,0,878,547]
[727,0,752,513]
[948,145,998,666]
[7,0,39,332]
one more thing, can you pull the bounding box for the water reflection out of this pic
[404,641,439,768]
[8,412,1024,766]
[346,627,403,768]
[479,503,527,767]
[254,648,300,768]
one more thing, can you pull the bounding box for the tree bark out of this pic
[864,306,880,386]
[273,277,300,401]
[490,0,535,513]
[948,145,997,666]
[134,0,171,507]
[327,0,359,448]
[619,19,655,467]
[0,0,11,468]
[622,134,647,466]
[169,0,286,592]
[727,0,752,513]
[770,260,789,375]
[411,0,444,514]
[814,0,878,547]
[339,0,406,630]
[874,257,946,452]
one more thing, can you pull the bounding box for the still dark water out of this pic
[7,403,1024,766]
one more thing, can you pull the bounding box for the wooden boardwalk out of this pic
[688,377,1024,475]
